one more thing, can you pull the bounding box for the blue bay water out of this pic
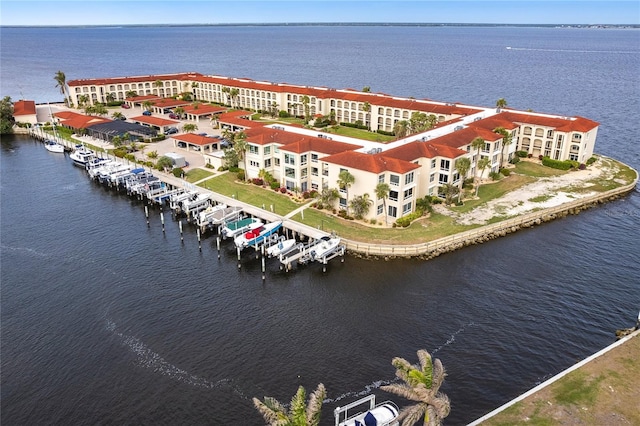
[1,25,639,425]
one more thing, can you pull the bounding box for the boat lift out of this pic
[277,235,345,272]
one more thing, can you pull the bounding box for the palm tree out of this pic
[496,98,508,110]
[438,183,459,206]
[142,100,153,113]
[233,131,248,181]
[105,92,116,104]
[154,79,163,96]
[375,182,390,225]
[394,120,409,139]
[315,188,339,210]
[182,123,198,133]
[125,90,138,98]
[301,95,311,123]
[77,94,89,109]
[470,137,485,194]
[349,193,372,220]
[54,71,68,105]
[475,157,491,197]
[230,88,240,108]
[221,86,231,106]
[493,127,513,168]
[454,157,471,203]
[253,383,326,426]
[337,169,355,213]
[362,102,371,130]
[174,106,185,119]
[381,349,450,426]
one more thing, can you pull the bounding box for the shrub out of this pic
[302,191,311,199]
[113,148,127,158]
[270,181,280,190]
[578,163,586,170]
[228,166,240,173]
[279,187,287,193]
[278,110,290,118]
[527,153,533,158]
[309,189,318,198]
[376,129,395,136]
[369,219,377,225]
[538,155,544,160]
[204,163,215,169]
[500,168,511,176]
[509,156,520,164]
[124,153,136,162]
[236,170,245,181]
[395,210,424,228]
[172,167,184,178]
[541,156,573,170]
[339,121,368,130]
[586,156,597,165]
[217,166,227,172]
[516,150,529,158]
[489,171,502,181]
[251,178,264,186]
[463,177,475,189]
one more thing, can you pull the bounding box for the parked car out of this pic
[197,132,207,136]
[177,142,187,148]
[142,110,152,116]
[121,104,131,109]
[168,113,179,119]
[165,127,179,135]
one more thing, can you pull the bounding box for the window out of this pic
[284,154,295,165]
[440,159,450,171]
[249,160,260,167]
[388,205,397,218]
[389,190,398,201]
[430,173,435,183]
[378,174,385,183]
[301,168,307,178]
[264,146,271,155]
[301,154,307,166]
[285,167,295,178]
[339,198,347,208]
[265,158,272,168]
[377,204,383,215]
[439,174,448,184]
[311,167,318,176]
[275,158,280,167]
[404,172,414,185]
[403,202,412,215]
[403,187,413,200]
[311,153,318,163]
[573,133,582,140]
[390,174,400,186]
[249,145,259,155]
[569,153,579,161]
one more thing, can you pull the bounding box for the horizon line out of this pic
[3,22,639,28]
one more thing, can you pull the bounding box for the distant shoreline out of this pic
[3,23,639,29]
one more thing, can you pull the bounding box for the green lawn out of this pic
[200,172,301,215]
[184,168,215,183]
[514,161,568,177]
[290,208,479,244]
[451,174,535,213]
[324,126,395,142]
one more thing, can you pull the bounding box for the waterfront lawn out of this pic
[290,208,478,244]
[183,168,214,183]
[200,172,300,214]
[514,161,568,177]
[452,174,535,213]
[324,126,395,142]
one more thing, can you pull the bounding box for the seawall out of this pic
[343,167,638,259]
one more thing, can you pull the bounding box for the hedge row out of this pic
[541,156,577,170]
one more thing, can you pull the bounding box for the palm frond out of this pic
[306,383,326,426]
[289,386,307,424]
[432,392,451,420]
[391,357,413,382]
[431,359,447,392]
[253,397,289,426]
[398,402,428,426]
[416,349,433,388]
[381,383,421,402]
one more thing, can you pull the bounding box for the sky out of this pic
[1,1,638,26]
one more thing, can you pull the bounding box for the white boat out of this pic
[221,217,263,239]
[334,395,399,426]
[234,221,283,249]
[69,144,95,167]
[309,236,342,260]
[266,237,297,258]
[44,139,65,153]
[195,203,228,228]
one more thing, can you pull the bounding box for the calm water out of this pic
[1,25,639,425]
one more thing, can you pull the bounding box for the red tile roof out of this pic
[54,111,111,129]
[322,151,420,174]
[127,95,162,102]
[131,116,179,126]
[13,100,36,116]
[385,140,468,162]
[172,133,219,145]
[151,98,190,108]
[244,127,360,155]
[183,104,227,115]
[501,111,599,132]
[68,72,203,87]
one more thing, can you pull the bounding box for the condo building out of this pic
[67,72,598,222]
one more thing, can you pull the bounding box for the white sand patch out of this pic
[444,159,616,225]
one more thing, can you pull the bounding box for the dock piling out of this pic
[197,229,201,251]
[160,212,165,233]
[216,236,221,259]
[145,206,149,227]
[179,220,183,242]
